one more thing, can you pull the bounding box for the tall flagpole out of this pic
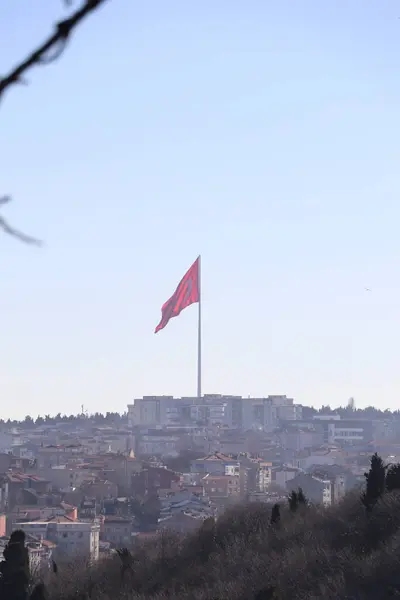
[197,255,202,399]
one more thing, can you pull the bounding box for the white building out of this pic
[128,396,178,427]
[327,423,366,445]
[16,519,100,562]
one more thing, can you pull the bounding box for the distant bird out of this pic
[365,288,372,292]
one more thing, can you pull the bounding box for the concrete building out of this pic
[257,461,273,492]
[282,418,373,446]
[202,474,240,500]
[327,420,373,445]
[128,394,302,431]
[286,473,333,507]
[274,466,301,489]
[17,518,100,561]
[191,453,240,477]
[279,427,324,452]
[101,516,132,547]
[127,396,178,427]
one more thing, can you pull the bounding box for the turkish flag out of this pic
[155,257,200,333]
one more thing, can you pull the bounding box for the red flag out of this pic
[155,257,200,333]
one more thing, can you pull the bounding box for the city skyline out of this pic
[2,1,400,418]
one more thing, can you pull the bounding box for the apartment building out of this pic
[128,394,302,431]
[101,516,132,547]
[202,474,240,500]
[283,417,373,447]
[127,396,178,427]
[286,473,333,507]
[191,453,240,477]
[16,518,100,561]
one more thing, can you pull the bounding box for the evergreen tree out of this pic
[270,503,281,526]
[386,463,400,492]
[361,453,387,511]
[297,487,308,506]
[29,583,48,600]
[288,490,299,512]
[0,530,30,600]
[288,488,308,512]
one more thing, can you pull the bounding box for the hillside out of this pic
[42,491,400,600]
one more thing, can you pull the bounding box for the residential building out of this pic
[257,461,273,492]
[279,426,324,452]
[0,473,51,510]
[202,474,240,500]
[158,512,206,534]
[127,394,302,431]
[327,420,373,445]
[131,467,179,496]
[136,432,181,456]
[273,466,301,489]
[0,534,54,573]
[17,518,100,561]
[191,453,240,477]
[308,465,359,503]
[286,473,333,507]
[101,516,132,547]
[292,447,346,471]
[127,396,177,427]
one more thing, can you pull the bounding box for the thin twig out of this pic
[0,0,110,99]
[1,0,111,245]
[0,197,42,245]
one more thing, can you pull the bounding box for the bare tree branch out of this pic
[0,0,110,99]
[0,197,42,246]
[1,0,111,245]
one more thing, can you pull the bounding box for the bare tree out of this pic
[1,0,111,245]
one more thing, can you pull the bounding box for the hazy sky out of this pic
[2,1,400,419]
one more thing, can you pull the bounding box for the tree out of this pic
[270,503,280,526]
[297,487,308,506]
[288,490,298,512]
[29,583,48,600]
[361,453,387,511]
[386,463,400,493]
[288,487,308,513]
[0,529,30,600]
[23,416,34,429]
[116,548,134,581]
[129,495,161,529]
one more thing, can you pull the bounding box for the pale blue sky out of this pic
[1,0,400,419]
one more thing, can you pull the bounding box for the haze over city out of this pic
[2,0,400,419]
